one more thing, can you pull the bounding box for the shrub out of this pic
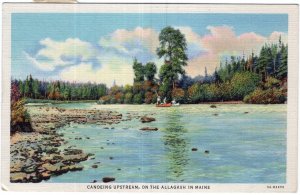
[231,72,260,100]
[264,76,281,89]
[219,82,233,101]
[133,93,143,104]
[243,88,286,104]
[172,88,185,102]
[124,92,133,104]
[187,83,201,103]
[99,95,111,104]
[110,97,117,104]
[206,84,221,102]
[114,92,124,104]
[11,99,32,133]
[144,91,154,104]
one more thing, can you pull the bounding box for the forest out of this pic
[11,26,287,106]
[10,27,288,133]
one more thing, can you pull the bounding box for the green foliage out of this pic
[230,72,260,100]
[157,26,188,99]
[133,93,143,104]
[171,88,185,102]
[243,88,286,104]
[11,98,27,125]
[264,77,281,89]
[124,92,133,104]
[187,83,208,103]
[144,62,157,81]
[10,81,32,133]
[218,82,233,101]
[159,80,172,101]
[15,77,107,101]
[133,58,145,82]
[276,44,288,79]
[124,84,133,93]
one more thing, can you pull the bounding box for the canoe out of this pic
[156,103,172,107]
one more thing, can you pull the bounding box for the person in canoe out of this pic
[157,95,161,105]
[155,94,171,107]
[172,98,180,106]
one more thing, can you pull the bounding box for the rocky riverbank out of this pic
[10,106,124,183]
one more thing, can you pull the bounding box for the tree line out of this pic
[12,27,287,105]
[99,27,287,104]
[13,75,107,101]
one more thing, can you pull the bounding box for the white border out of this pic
[1,3,298,192]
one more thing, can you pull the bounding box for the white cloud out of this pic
[99,27,159,56]
[59,59,134,87]
[26,38,97,71]
[27,28,160,86]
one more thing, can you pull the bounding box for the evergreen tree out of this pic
[144,62,157,81]
[157,26,188,101]
[132,58,145,82]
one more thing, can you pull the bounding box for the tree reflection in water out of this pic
[162,109,190,182]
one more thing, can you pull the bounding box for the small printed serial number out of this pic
[267,185,285,189]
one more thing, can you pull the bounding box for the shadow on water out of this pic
[162,109,190,182]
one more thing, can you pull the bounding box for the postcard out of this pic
[1,3,298,192]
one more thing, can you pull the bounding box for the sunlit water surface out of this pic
[43,103,286,183]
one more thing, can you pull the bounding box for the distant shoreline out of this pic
[24,99,287,105]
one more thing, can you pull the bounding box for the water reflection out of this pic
[162,109,189,182]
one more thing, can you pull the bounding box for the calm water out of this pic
[45,103,286,183]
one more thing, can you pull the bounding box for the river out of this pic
[44,103,286,183]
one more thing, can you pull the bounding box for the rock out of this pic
[62,153,89,163]
[91,165,98,168]
[191,148,198,151]
[68,164,83,171]
[41,162,62,173]
[40,171,51,180]
[22,164,38,173]
[117,168,121,171]
[10,172,27,182]
[102,177,115,183]
[204,150,210,154]
[244,112,249,114]
[213,113,218,116]
[63,149,83,155]
[140,116,156,123]
[210,105,217,108]
[140,127,158,131]
[45,147,59,154]
[109,157,114,160]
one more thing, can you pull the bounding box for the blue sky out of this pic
[12,13,288,86]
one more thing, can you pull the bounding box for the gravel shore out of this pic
[10,106,123,183]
